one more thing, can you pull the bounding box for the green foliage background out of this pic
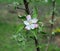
[0,0,60,51]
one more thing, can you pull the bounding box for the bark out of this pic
[23,0,30,14]
[23,0,40,51]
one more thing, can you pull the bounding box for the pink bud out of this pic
[26,15,31,20]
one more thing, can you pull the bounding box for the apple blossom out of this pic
[24,15,38,30]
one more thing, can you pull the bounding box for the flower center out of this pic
[29,21,32,25]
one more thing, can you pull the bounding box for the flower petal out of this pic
[31,18,38,23]
[34,24,38,28]
[24,21,29,25]
[25,26,31,30]
[26,15,31,20]
[30,24,35,29]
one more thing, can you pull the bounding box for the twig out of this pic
[45,0,55,51]
[16,7,25,10]
[34,37,40,51]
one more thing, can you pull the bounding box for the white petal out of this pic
[31,18,38,23]
[26,15,31,20]
[24,21,29,25]
[30,24,35,29]
[25,26,31,30]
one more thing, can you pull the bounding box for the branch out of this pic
[45,0,55,51]
[23,0,40,51]
[34,37,40,51]
[23,0,30,14]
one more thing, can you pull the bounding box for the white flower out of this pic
[24,15,38,30]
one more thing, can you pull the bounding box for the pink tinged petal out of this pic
[34,24,38,28]
[26,15,31,20]
[24,21,29,25]
[31,18,38,23]
[25,26,31,30]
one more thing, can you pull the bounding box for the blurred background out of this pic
[0,0,60,51]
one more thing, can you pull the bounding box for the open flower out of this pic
[24,15,38,30]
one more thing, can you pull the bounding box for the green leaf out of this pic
[32,8,38,18]
[40,31,46,34]
[16,24,24,34]
[49,20,54,24]
[31,29,37,39]
[18,15,26,20]
[39,27,43,32]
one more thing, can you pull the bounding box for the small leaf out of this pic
[39,27,43,32]
[16,24,24,34]
[40,31,47,34]
[52,32,55,35]
[49,20,54,24]
[18,15,26,19]
[32,8,38,18]
[31,29,37,39]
